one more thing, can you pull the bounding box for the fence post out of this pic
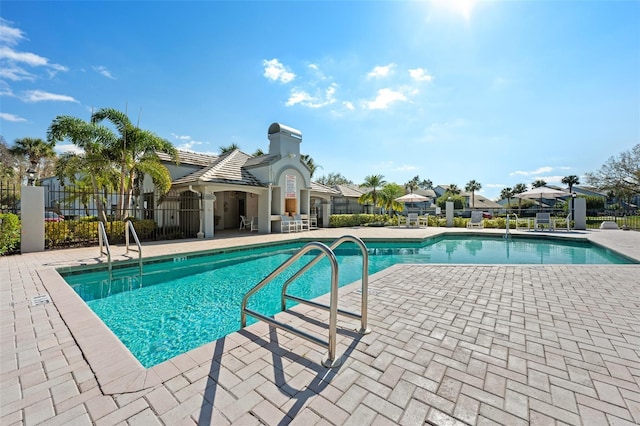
[21,186,45,253]
[574,197,586,230]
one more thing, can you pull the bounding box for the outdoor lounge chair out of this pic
[294,214,309,231]
[309,214,318,230]
[239,215,249,230]
[407,213,419,227]
[280,215,297,233]
[250,216,259,232]
[467,211,484,229]
[534,212,554,231]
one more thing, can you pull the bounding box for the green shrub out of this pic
[45,222,70,247]
[0,213,20,255]
[128,219,156,240]
[329,214,389,227]
[72,221,99,241]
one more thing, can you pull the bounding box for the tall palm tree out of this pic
[561,175,580,193]
[532,179,547,188]
[512,183,528,213]
[500,187,514,209]
[405,177,419,194]
[9,137,56,183]
[252,148,266,156]
[300,154,322,178]
[358,174,387,214]
[465,180,482,209]
[91,107,178,220]
[378,183,405,214]
[219,143,239,154]
[48,115,119,222]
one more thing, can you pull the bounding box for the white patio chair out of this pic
[280,215,297,233]
[250,216,259,232]
[467,211,484,229]
[534,212,554,231]
[294,214,309,231]
[407,213,419,227]
[239,215,249,230]
[309,214,318,229]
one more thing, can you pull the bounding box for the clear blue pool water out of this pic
[61,235,633,367]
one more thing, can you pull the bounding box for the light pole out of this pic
[26,167,37,186]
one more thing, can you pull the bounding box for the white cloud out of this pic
[343,101,355,110]
[22,90,78,103]
[409,68,434,82]
[510,166,553,176]
[0,112,27,122]
[0,64,35,81]
[93,65,115,79]
[431,0,478,22]
[0,18,26,46]
[0,81,15,97]
[171,133,192,141]
[263,58,296,83]
[364,88,408,110]
[367,63,396,79]
[286,83,337,108]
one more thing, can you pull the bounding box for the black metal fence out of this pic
[0,182,20,214]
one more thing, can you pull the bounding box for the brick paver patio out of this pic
[1,228,639,425]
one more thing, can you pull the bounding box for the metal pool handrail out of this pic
[98,221,112,278]
[125,220,142,275]
[241,241,342,367]
[280,235,370,335]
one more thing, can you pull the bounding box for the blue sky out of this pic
[1,1,638,200]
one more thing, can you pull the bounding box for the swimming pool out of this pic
[61,235,634,367]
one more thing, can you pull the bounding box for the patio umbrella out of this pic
[515,186,569,208]
[394,193,430,203]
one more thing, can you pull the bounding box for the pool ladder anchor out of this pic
[240,235,370,368]
[98,220,143,280]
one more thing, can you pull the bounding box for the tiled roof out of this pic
[311,181,340,195]
[334,184,365,198]
[156,150,218,166]
[244,154,280,168]
[172,150,264,187]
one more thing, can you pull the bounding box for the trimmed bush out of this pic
[0,213,20,255]
[330,214,389,227]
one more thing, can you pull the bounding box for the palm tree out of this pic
[532,179,547,188]
[300,154,322,178]
[561,175,580,194]
[91,107,178,220]
[419,178,433,189]
[252,148,266,156]
[512,183,527,213]
[219,143,239,154]
[447,184,461,195]
[9,137,56,184]
[358,174,387,214]
[405,176,419,194]
[378,183,405,214]
[465,180,482,209]
[500,187,514,209]
[48,115,119,222]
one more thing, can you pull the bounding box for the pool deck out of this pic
[1,227,639,425]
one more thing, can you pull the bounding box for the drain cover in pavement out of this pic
[31,294,51,307]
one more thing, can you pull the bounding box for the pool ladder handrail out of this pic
[241,235,370,368]
[280,235,370,335]
[125,220,143,275]
[98,221,112,278]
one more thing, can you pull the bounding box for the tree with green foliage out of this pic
[512,183,527,213]
[91,107,178,220]
[500,187,514,208]
[405,176,419,194]
[532,179,547,188]
[316,172,353,186]
[9,137,57,184]
[358,174,387,214]
[48,115,119,222]
[219,143,239,154]
[447,184,461,195]
[586,144,639,207]
[252,148,266,156]
[300,154,322,178]
[561,175,580,193]
[465,179,482,208]
[378,183,405,214]
[0,137,17,182]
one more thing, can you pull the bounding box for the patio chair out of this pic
[239,215,249,230]
[280,215,297,233]
[534,212,554,231]
[250,216,259,232]
[309,214,318,230]
[467,211,484,229]
[294,214,309,231]
[554,213,571,232]
[407,213,419,227]
[419,214,429,227]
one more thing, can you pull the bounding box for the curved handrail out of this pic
[241,241,341,366]
[98,221,112,278]
[280,235,370,334]
[125,220,142,275]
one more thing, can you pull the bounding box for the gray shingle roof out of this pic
[311,181,340,195]
[156,150,218,166]
[171,150,264,187]
[334,184,365,198]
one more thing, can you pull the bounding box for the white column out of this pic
[573,197,586,230]
[203,190,216,238]
[446,201,454,228]
[21,186,45,253]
